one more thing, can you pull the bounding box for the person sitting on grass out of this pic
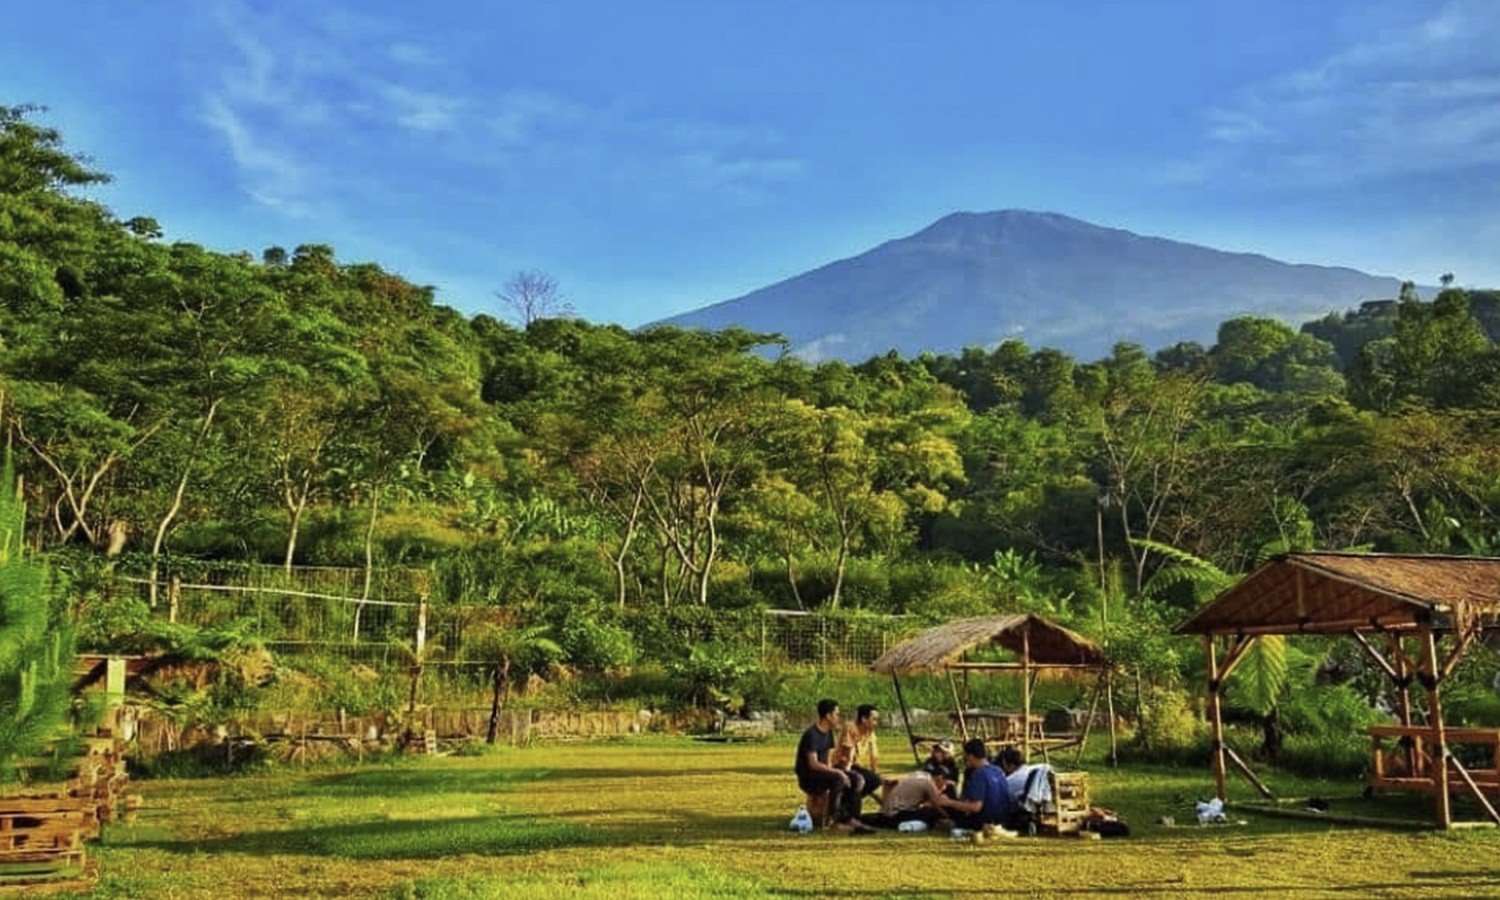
[863,764,951,830]
[794,698,871,833]
[838,704,883,805]
[924,740,959,798]
[935,738,1013,831]
[997,746,1051,834]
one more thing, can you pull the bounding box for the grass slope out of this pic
[63,737,1500,898]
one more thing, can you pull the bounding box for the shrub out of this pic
[558,614,636,671]
[1131,685,1206,757]
[667,641,758,711]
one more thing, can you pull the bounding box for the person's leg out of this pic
[851,765,880,797]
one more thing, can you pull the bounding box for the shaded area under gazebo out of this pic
[871,613,1116,766]
[1177,551,1500,830]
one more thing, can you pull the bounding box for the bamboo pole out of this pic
[1105,668,1118,767]
[1420,625,1452,829]
[1223,745,1274,800]
[1021,621,1032,761]
[1206,636,1228,802]
[1074,672,1105,768]
[947,669,970,742]
[1448,754,1500,826]
[891,672,921,766]
[1388,632,1417,773]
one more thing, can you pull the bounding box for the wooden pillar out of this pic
[947,669,970,742]
[1420,625,1452,829]
[1105,668,1118,767]
[1021,621,1032,761]
[1388,632,1417,773]
[891,672,921,765]
[1206,636,1228,802]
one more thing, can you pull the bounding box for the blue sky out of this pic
[4,1,1498,324]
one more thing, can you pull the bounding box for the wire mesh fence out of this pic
[95,558,917,670]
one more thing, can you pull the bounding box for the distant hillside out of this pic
[656,210,1416,362]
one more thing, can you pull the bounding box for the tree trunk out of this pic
[485,658,511,744]
[785,552,804,610]
[353,487,381,642]
[148,400,220,606]
[830,530,852,609]
[284,497,306,574]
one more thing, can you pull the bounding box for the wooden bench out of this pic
[1369,725,1500,796]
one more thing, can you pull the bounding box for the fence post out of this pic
[760,612,768,663]
[416,599,428,657]
[168,575,181,624]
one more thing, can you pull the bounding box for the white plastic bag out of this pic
[1195,798,1227,824]
[897,819,929,833]
[789,806,814,834]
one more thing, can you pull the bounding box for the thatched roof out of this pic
[870,614,1106,674]
[1176,552,1500,636]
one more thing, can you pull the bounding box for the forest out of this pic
[5,102,1500,771]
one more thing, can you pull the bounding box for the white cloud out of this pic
[1186,1,1500,186]
[380,83,464,132]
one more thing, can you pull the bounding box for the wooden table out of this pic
[1369,725,1500,796]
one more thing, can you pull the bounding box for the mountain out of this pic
[655,210,1412,362]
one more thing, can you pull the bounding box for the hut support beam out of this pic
[947,669,970,743]
[1073,671,1105,768]
[1420,625,1452,829]
[1223,745,1274,800]
[1021,621,1032,761]
[1206,636,1228,802]
[1448,754,1500,826]
[891,672,921,766]
[1105,669,1118,767]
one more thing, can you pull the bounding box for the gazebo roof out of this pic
[869,613,1106,674]
[1175,552,1500,636]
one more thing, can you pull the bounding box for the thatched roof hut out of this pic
[1176,552,1500,636]
[870,613,1106,674]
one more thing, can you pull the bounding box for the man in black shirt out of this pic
[794,698,867,830]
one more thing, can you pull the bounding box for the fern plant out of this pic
[1132,538,1290,750]
[0,454,77,781]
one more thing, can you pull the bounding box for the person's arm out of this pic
[869,734,879,772]
[937,773,984,814]
[804,739,849,783]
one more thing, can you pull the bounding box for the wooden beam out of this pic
[1350,630,1401,682]
[1195,618,1420,637]
[1073,671,1105,769]
[891,672,922,766]
[1233,802,1432,830]
[1389,633,1417,774]
[1440,622,1479,683]
[1218,634,1257,682]
[1206,636,1228,802]
[1447,753,1500,826]
[1421,626,1453,830]
[1223,745,1275,800]
[1021,621,1032,761]
[947,669,970,743]
[943,661,1099,671]
[1105,668,1119,768]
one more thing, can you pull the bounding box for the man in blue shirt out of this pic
[936,738,1013,830]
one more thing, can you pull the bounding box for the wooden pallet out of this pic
[1042,771,1090,835]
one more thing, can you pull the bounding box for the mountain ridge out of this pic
[654,211,1414,362]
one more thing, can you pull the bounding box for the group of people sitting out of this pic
[794,698,1053,835]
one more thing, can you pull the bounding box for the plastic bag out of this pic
[789,806,814,834]
[1195,798,1227,824]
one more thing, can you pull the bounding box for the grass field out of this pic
[65,736,1500,898]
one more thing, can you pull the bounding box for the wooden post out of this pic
[1105,668,1119,767]
[1388,632,1417,774]
[948,669,970,742]
[1420,625,1452,829]
[1206,636,1228,802]
[415,600,428,657]
[168,575,181,624]
[1074,671,1105,767]
[1021,620,1032,761]
[891,672,921,765]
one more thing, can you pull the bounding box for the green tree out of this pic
[464,623,562,744]
[0,455,75,779]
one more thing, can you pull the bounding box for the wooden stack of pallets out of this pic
[0,787,92,888]
[1041,771,1090,836]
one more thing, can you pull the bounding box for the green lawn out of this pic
[66,737,1500,898]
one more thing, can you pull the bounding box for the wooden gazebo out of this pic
[871,613,1116,765]
[1177,552,1500,829]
